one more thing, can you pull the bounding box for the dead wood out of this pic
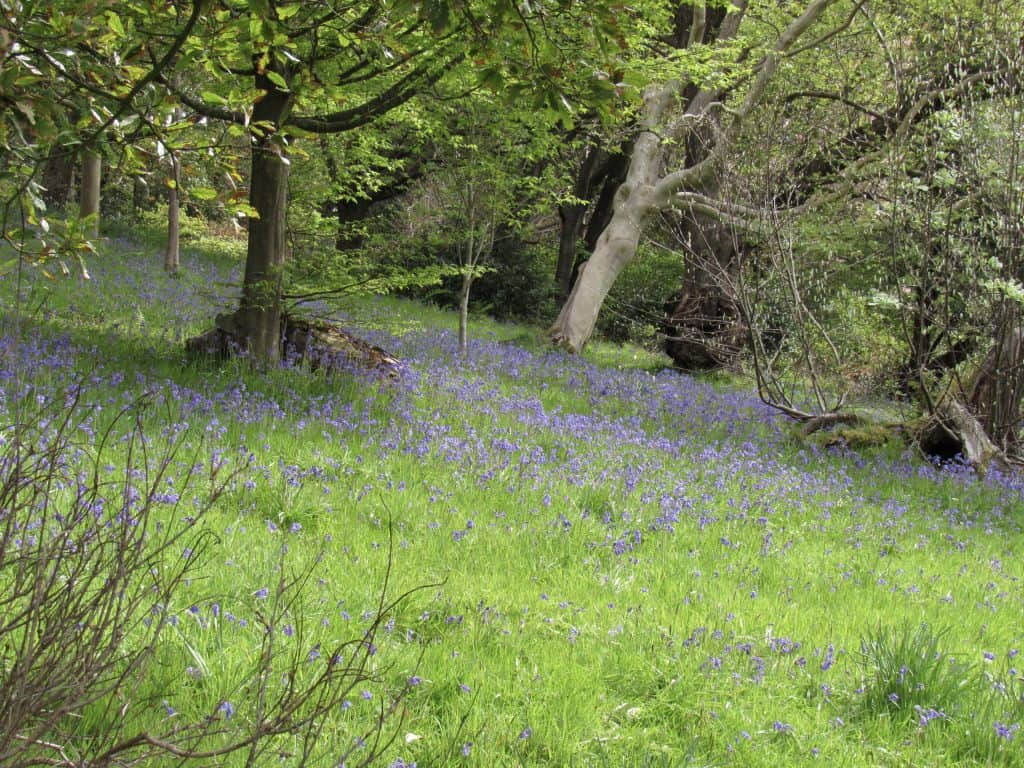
[915,397,1009,475]
[800,412,864,436]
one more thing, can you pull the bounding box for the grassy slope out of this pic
[2,237,1023,767]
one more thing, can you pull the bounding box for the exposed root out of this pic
[186,314,401,377]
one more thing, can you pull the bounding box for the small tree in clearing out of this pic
[409,104,529,354]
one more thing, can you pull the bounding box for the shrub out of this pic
[0,385,407,766]
[597,246,683,346]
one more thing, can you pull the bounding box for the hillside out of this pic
[2,242,1023,766]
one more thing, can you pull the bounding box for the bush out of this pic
[472,241,556,323]
[0,385,407,766]
[596,246,683,346]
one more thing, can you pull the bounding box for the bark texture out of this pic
[230,67,293,363]
[549,83,674,350]
[663,203,746,370]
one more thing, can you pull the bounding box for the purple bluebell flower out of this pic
[994,721,1020,740]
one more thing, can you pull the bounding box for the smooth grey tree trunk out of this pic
[549,83,673,351]
[548,0,838,353]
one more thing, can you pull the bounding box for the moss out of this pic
[825,423,899,450]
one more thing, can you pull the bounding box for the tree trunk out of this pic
[583,150,630,253]
[918,398,1008,474]
[663,212,746,370]
[549,85,672,351]
[458,271,473,355]
[547,0,838,353]
[79,148,102,239]
[555,202,587,304]
[555,145,605,302]
[969,305,1024,453]
[232,67,293,364]
[237,142,288,363]
[42,147,75,210]
[165,155,181,273]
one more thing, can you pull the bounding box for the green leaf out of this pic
[230,202,260,219]
[265,70,290,91]
[189,186,218,201]
[106,11,125,38]
[201,90,229,105]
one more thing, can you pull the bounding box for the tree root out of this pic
[186,314,401,377]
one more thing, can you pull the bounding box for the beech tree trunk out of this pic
[548,0,838,353]
[549,85,672,351]
[79,148,102,239]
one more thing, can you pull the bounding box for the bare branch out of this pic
[655,0,842,201]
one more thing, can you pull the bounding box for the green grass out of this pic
[2,237,1023,766]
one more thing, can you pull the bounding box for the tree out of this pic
[1,0,209,281]
[404,94,545,353]
[79,147,102,238]
[708,0,1024,463]
[554,134,631,304]
[160,0,629,364]
[549,0,849,353]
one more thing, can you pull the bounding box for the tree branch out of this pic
[784,89,887,120]
[784,0,867,59]
[90,0,206,138]
[292,56,463,134]
[654,0,841,201]
[162,81,248,125]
